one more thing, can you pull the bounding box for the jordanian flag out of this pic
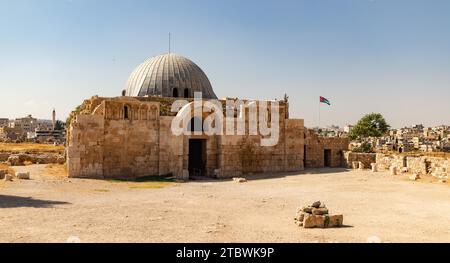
[320,96,331,105]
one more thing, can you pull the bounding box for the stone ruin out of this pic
[0,169,30,181]
[294,201,344,228]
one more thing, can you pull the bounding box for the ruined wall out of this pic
[343,152,376,168]
[376,153,449,178]
[304,130,349,168]
[67,99,167,179]
[67,114,104,178]
[67,96,307,179]
[285,119,305,172]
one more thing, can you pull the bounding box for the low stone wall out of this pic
[0,152,65,166]
[376,154,405,171]
[343,152,376,169]
[375,153,449,178]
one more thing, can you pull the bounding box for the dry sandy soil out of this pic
[0,165,449,243]
[0,143,64,153]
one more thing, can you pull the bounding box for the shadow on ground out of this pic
[0,195,70,208]
[189,168,352,183]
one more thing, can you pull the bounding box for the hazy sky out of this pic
[0,0,449,128]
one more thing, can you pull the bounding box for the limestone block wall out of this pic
[216,118,305,178]
[159,116,184,177]
[376,153,449,178]
[67,96,309,179]
[304,129,349,168]
[102,119,159,178]
[285,119,305,172]
[67,114,104,178]
[343,152,376,168]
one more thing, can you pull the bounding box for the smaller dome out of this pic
[124,53,217,99]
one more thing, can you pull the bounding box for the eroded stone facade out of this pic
[67,96,310,179]
[376,153,449,178]
[304,129,349,168]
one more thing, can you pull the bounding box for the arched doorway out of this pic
[184,88,189,98]
[173,88,179,97]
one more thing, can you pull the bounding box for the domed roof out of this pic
[123,53,217,99]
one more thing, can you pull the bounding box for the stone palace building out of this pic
[67,53,348,179]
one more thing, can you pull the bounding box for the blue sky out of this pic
[0,0,449,128]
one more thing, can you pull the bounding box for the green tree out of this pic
[54,120,65,130]
[349,113,390,140]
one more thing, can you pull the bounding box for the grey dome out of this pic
[123,53,217,99]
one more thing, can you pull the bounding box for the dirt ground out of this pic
[0,143,64,153]
[0,164,449,243]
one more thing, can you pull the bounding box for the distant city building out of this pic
[343,125,353,133]
[0,118,9,128]
[9,114,37,134]
[0,110,66,143]
[371,124,450,153]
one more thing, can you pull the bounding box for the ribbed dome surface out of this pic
[124,53,217,99]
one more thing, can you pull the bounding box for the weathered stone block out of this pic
[16,172,30,180]
[352,161,359,170]
[302,206,313,213]
[371,163,377,172]
[4,174,13,181]
[409,174,420,181]
[358,162,365,170]
[303,214,325,228]
[311,201,321,208]
[390,166,397,176]
[326,215,344,227]
[312,207,329,215]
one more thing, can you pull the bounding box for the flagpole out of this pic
[318,99,321,128]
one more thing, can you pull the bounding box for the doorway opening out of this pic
[324,149,332,167]
[189,139,207,178]
[303,145,307,168]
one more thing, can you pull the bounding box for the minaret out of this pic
[52,108,56,130]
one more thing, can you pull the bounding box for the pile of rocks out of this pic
[294,201,344,228]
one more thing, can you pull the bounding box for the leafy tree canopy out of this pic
[54,120,65,130]
[349,113,390,140]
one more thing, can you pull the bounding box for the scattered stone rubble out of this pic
[15,172,30,180]
[294,201,344,228]
[233,177,247,183]
[389,166,397,176]
[5,153,65,166]
[0,169,31,181]
[4,174,13,181]
[371,163,378,172]
[409,174,420,181]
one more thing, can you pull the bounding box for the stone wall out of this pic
[375,153,449,178]
[67,114,104,178]
[343,152,376,168]
[304,129,349,168]
[216,119,304,178]
[67,96,306,179]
